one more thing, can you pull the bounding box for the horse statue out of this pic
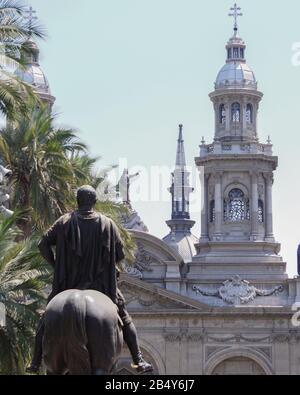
[42,289,123,375]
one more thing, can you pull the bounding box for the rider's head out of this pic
[77,185,97,210]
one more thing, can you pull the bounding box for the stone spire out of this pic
[176,124,186,169]
[163,125,197,263]
[170,125,193,220]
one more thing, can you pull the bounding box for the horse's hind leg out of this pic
[44,346,67,376]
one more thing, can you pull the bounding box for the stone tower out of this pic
[163,125,198,263]
[190,10,287,281]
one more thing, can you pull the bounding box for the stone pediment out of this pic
[118,274,210,312]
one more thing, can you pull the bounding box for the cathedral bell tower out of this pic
[189,4,287,281]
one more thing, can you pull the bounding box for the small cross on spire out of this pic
[24,6,38,34]
[229,3,243,34]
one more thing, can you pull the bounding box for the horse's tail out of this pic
[62,292,91,375]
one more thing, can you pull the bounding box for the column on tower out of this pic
[225,100,230,133]
[251,172,259,240]
[213,172,223,240]
[200,174,209,241]
[265,173,275,241]
[242,97,248,133]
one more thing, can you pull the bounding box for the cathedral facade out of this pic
[114,12,300,376]
[20,6,300,376]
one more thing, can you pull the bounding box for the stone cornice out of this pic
[209,88,264,100]
[195,154,278,167]
[118,274,212,311]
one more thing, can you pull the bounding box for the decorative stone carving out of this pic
[240,144,251,152]
[258,184,264,198]
[207,334,272,344]
[206,346,231,360]
[164,330,204,343]
[121,262,143,279]
[193,276,284,305]
[207,335,237,343]
[134,242,157,273]
[122,242,159,279]
[138,296,157,307]
[187,333,204,342]
[256,347,272,360]
[272,334,290,343]
[164,333,182,342]
[240,336,271,344]
[121,209,149,232]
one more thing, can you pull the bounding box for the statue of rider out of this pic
[27,185,153,374]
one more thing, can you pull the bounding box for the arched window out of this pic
[246,103,253,124]
[231,102,240,123]
[233,47,239,58]
[219,104,226,124]
[225,188,250,222]
[227,48,232,60]
[258,200,264,223]
[210,200,215,223]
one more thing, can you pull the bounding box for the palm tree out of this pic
[0,211,51,375]
[0,0,46,118]
[0,103,137,259]
[0,103,90,235]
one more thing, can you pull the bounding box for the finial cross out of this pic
[24,6,37,31]
[229,3,243,31]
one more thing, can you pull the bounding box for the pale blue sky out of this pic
[28,0,300,276]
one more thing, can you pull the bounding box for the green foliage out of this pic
[0,211,51,375]
[0,102,92,233]
[0,2,138,371]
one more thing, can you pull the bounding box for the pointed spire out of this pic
[168,124,194,221]
[176,124,186,169]
[163,125,196,257]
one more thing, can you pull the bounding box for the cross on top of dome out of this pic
[24,6,38,35]
[228,3,243,35]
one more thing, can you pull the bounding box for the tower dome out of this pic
[14,38,55,106]
[209,4,263,143]
[215,3,257,91]
[215,34,257,91]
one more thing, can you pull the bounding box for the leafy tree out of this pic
[0,103,90,235]
[0,211,51,375]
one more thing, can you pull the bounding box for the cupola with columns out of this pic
[14,7,55,109]
[210,3,263,144]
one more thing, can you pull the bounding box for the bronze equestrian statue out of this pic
[43,290,123,375]
[27,185,153,375]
